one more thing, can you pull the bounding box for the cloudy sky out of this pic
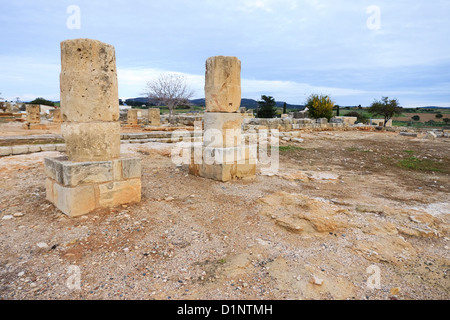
[1,0,449,107]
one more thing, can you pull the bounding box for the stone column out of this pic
[44,38,141,217]
[26,105,41,124]
[148,108,161,126]
[60,39,120,162]
[23,104,45,130]
[52,109,62,123]
[127,109,138,126]
[189,56,256,182]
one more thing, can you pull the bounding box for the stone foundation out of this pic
[44,156,141,217]
[189,144,257,182]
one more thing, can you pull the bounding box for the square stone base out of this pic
[44,156,141,217]
[189,145,257,182]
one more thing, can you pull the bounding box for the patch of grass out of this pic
[403,150,415,154]
[397,156,443,172]
[278,146,306,152]
[347,147,358,152]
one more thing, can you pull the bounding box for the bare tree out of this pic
[145,74,194,119]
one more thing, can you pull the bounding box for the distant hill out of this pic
[189,98,305,110]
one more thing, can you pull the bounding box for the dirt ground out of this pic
[0,127,449,300]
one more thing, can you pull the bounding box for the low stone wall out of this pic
[243,118,342,131]
[161,114,204,126]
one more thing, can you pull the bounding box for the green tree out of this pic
[283,102,287,115]
[443,118,449,124]
[305,94,334,120]
[368,97,403,127]
[257,95,278,118]
[436,113,443,119]
[411,115,420,121]
[30,97,55,106]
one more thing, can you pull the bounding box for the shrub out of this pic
[305,94,334,120]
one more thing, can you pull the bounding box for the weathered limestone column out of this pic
[60,39,120,162]
[52,109,62,123]
[26,105,41,124]
[127,109,138,126]
[189,56,256,182]
[44,39,142,217]
[148,108,161,126]
[23,104,46,129]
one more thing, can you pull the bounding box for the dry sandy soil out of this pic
[0,128,449,300]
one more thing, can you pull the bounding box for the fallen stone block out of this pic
[400,132,418,137]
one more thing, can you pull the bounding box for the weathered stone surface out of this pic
[45,178,54,203]
[148,108,161,126]
[60,39,119,123]
[121,157,142,179]
[12,145,29,155]
[203,112,243,148]
[40,144,57,152]
[205,56,241,113]
[44,38,142,217]
[98,179,141,208]
[52,109,62,123]
[26,105,40,124]
[425,131,437,140]
[201,145,257,165]
[189,162,256,182]
[61,122,120,162]
[44,156,141,187]
[52,181,97,217]
[45,158,141,216]
[127,109,138,126]
[44,157,64,183]
[28,145,42,153]
[0,146,12,156]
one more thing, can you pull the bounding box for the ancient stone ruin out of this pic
[44,38,142,217]
[127,109,139,127]
[23,104,46,129]
[189,56,256,182]
[52,109,62,123]
[148,108,161,126]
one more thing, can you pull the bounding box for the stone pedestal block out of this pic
[189,144,257,182]
[148,108,161,126]
[189,162,256,182]
[127,109,138,126]
[44,156,141,217]
[61,122,120,162]
[203,112,243,148]
[52,109,62,123]
[205,56,241,113]
[26,105,40,124]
